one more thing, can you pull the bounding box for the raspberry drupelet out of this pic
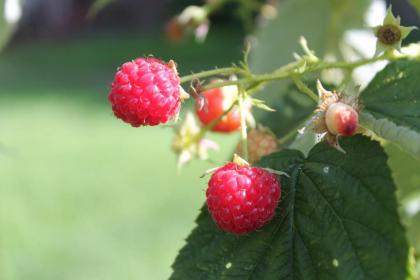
[109,58,181,127]
[206,162,281,235]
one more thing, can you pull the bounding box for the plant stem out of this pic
[278,128,299,144]
[238,89,249,161]
[291,76,318,102]
[180,67,243,84]
[317,53,388,70]
[195,101,238,141]
[180,49,413,151]
[180,51,408,92]
[202,79,244,91]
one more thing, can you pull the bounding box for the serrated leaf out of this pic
[360,60,420,158]
[171,136,409,279]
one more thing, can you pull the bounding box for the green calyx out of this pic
[374,6,418,56]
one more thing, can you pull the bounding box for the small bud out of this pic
[178,6,208,27]
[172,112,218,168]
[325,102,359,136]
[194,22,210,43]
[260,4,278,20]
[309,80,360,152]
[169,5,210,43]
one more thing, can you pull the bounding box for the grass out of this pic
[0,28,243,280]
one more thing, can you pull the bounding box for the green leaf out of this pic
[386,144,420,201]
[360,60,420,158]
[171,136,409,279]
[407,212,420,257]
[385,144,420,266]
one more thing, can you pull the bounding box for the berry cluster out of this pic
[108,57,361,235]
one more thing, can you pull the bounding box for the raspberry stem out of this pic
[291,76,318,102]
[192,101,238,145]
[238,87,249,161]
[180,50,410,96]
[180,67,246,84]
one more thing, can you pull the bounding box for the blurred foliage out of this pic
[387,144,420,201]
[0,28,243,280]
[386,143,420,254]
[0,0,17,51]
[409,0,420,13]
[87,0,115,19]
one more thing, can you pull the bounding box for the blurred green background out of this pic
[0,2,244,278]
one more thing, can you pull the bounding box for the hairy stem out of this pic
[180,51,408,93]
[195,101,238,141]
[291,76,318,102]
[180,67,244,84]
[238,89,249,161]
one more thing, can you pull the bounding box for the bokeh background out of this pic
[0,1,245,279]
[0,0,419,279]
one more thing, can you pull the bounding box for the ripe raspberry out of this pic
[195,81,241,133]
[325,102,358,136]
[108,58,181,127]
[206,163,281,234]
[236,128,279,163]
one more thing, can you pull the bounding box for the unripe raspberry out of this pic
[165,18,184,43]
[236,128,279,163]
[206,162,281,235]
[108,58,181,127]
[195,82,241,133]
[325,102,358,136]
[310,80,360,152]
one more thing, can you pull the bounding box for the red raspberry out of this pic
[195,81,241,133]
[108,58,181,127]
[206,163,281,234]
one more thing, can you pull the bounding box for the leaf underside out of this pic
[360,60,420,158]
[171,136,409,280]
